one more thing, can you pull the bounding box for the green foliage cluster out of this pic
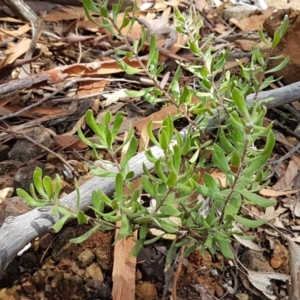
[17,0,289,259]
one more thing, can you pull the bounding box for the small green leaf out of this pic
[130,238,145,257]
[17,188,49,207]
[265,56,289,74]
[77,210,88,225]
[91,191,103,213]
[228,111,244,128]
[54,174,61,201]
[184,243,199,257]
[212,144,230,173]
[261,130,275,154]
[158,130,169,151]
[220,134,234,152]
[204,173,219,192]
[120,136,138,168]
[272,30,281,48]
[232,88,250,121]
[90,166,116,177]
[70,224,101,243]
[147,120,161,147]
[103,214,122,222]
[155,217,178,233]
[139,25,147,51]
[144,234,164,245]
[133,215,152,225]
[115,173,123,203]
[231,151,241,168]
[279,15,289,37]
[160,204,181,217]
[112,0,123,22]
[33,168,48,199]
[167,170,177,188]
[154,159,167,183]
[166,239,177,264]
[238,189,275,207]
[100,6,108,18]
[242,154,269,176]
[126,89,147,97]
[82,0,100,13]
[172,144,181,173]
[217,240,234,259]
[162,116,174,146]
[234,215,266,228]
[119,214,131,237]
[85,110,107,145]
[189,41,200,55]
[147,35,159,75]
[141,176,155,197]
[258,30,270,47]
[42,176,53,199]
[179,86,192,105]
[139,224,148,239]
[52,215,69,233]
[118,61,142,75]
[205,233,213,249]
[112,112,124,138]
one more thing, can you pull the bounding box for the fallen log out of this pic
[1,81,300,274]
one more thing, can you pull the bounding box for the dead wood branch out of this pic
[0,0,38,23]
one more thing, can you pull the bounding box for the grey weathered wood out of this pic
[1,81,300,274]
[1,0,38,23]
[246,81,300,109]
[0,141,168,274]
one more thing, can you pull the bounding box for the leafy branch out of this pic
[17,0,289,259]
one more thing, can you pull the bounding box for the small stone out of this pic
[9,127,52,162]
[21,280,36,294]
[39,233,53,250]
[215,284,224,298]
[0,160,21,176]
[86,279,111,300]
[270,257,282,269]
[51,228,76,261]
[85,263,104,282]
[235,293,249,300]
[94,247,110,271]
[240,250,274,272]
[0,197,31,226]
[226,286,235,294]
[19,250,39,269]
[78,249,95,267]
[0,288,21,300]
[135,282,157,300]
[49,273,83,297]
[14,161,45,192]
[31,270,48,286]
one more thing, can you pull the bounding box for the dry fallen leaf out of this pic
[272,160,300,191]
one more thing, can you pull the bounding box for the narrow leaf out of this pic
[234,215,267,228]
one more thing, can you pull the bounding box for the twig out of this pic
[1,0,38,23]
[265,141,300,180]
[272,119,300,141]
[0,80,77,122]
[20,12,45,77]
[283,104,300,123]
[0,126,79,177]
[171,245,185,300]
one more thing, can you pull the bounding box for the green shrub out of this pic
[17,0,289,259]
